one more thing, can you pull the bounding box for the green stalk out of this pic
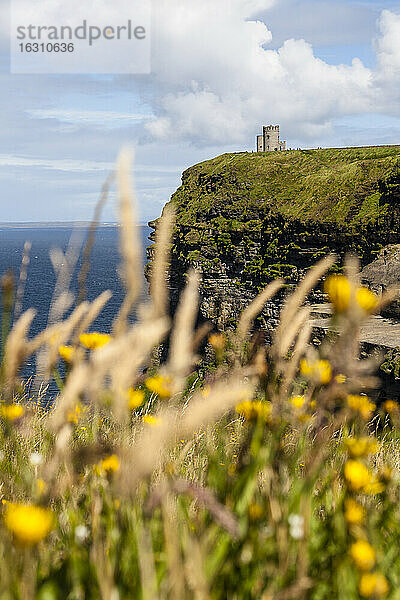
[0,272,14,369]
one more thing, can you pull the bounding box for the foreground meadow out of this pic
[0,151,400,599]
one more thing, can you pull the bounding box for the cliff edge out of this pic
[148,146,400,331]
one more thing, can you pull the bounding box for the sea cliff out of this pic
[148,146,400,332]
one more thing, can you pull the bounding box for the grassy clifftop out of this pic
[169,146,400,229]
[152,145,400,329]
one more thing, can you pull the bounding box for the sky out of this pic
[0,0,400,223]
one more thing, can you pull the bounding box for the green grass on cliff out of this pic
[170,146,400,228]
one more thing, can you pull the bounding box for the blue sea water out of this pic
[0,225,152,398]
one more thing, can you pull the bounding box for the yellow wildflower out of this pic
[363,476,385,495]
[201,385,211,398]
[143,415,161,426]
[380,466,392,483]
[300,359,332,385]
[235,400,271,422]
[100,455,120,473]
[350,540,375,571]
[291,395,305,409]
[209,333,226,352]
[324,274,351,313]
[335,374,347,384]
[344,437,379,458]
[298,414,312,423]
[384,400,398,414]
[248,503,264,521]
[67,402,84,425]
[344,498,365,525]
[0,404,25,421]
[79,332,111,350]
[128,389,145,410]
[347,395,376,420]
[344,460,372,492]
[359,573,389,598]
[324,275,378,315]
[58,345,75,363]
[4,503,53,546]
[356,287,378,313]
[145,375,172,399]
[36,479,48,496]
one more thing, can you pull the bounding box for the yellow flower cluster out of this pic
[348,532,389,597]
[384,400,398,414]
[324,275,378,314]
[127,389,145,410]
[343,436,387,592]
[344,437,379,458]
[0,404,25,421]
[143,415,161,427]
[67,402,85,425]
[344,498,365,525]
[235,400,271,422]
[100,454,120,473]
[335,373,347,384]
[344,460,371,492]
[94,454,120,476]
[359,573,389,598]
[59,345,75,363]
[344,460,385,495]
[79,333,111,350]
[350,540,375,571]
[290,395,305,409]
[4,503,53,545]
[248,503,264,521]
[300,359,332,385]
[36,478,48,496]
[208,333,226,352]
[145,375,172,399]
[325,275,351,312]
[347,395,376,420]
[289,395,316,422]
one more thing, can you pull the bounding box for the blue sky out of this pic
[0,0,400,223]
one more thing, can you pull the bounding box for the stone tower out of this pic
[256,125,286,152]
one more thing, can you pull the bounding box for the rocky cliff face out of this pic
[361,245,400,319]
[148,146,400,332]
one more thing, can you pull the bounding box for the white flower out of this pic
[29,452,43,467]
[288,514,304,540]
[288,514,303,528]
[290,525,304,540]
[75,525,89,543]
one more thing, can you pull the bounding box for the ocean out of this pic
[0,225,152,399]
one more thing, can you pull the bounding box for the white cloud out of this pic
[0,155,113,172]
[0,154,183,175]
[145,2,400,146]
[375,10,400,80]
[26,109,152,127]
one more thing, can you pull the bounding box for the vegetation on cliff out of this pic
[168,146,400,228]
[148,146,400,329]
